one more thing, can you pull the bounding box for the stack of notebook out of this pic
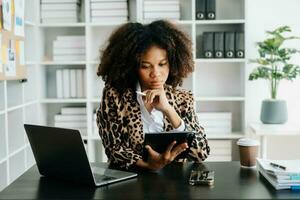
[143,0,180,21]
[257,158,300,190]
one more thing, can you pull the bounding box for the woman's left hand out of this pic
[143,88,171,112]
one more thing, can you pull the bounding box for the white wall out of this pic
[246,0,300,159]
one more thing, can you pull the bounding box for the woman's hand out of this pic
[137,141,188,171]
[143,88,171,113]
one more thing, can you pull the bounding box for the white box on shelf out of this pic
[70,69,77,98]
[61,107,86,115]
[62,69,70,98]
[90,2,127,10]
[76,69,84,98]
[91,9,128,17]
[56,69,63,98]
[54,114,87,121]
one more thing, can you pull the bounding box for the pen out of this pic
[270,162,286,170]
[136,91,146,96]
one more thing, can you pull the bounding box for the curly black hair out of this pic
[97,20,194,94]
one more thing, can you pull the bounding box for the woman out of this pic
[96,20,209,171]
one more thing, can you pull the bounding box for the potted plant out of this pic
[249,26,300,124]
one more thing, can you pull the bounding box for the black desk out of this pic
[0,161,300,199]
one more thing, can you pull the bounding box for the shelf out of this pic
[40,98,87,103]
[207,133,244,139]
[195,97,245,101]
[195,19,245,25]
[91,98,101,103]
[195,58,246,63]
[38,23,86,27]
[39,61,86,65]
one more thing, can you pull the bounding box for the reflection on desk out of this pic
[1,162,300,199]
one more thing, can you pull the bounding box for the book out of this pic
[214,32,224,58]
[54,121,86,128]
[53,55,86,61]
[91,9,128,17]
[195,0,205,20]
[144,1,180,6]
[56,69,63,98]
[53,48,85,55]
[61,107,86,115]
[53,40,85,48]
[257,158,300,190]
[70,69,77,98]
[76,69,84,98]
[202,32,214,58]
[197,112,232,120]
[54,114,86,121]
[206,0,216,19]
[224,32,235,58]
[143,11,180,19]
[62,69,70,98]
[91,16,128,23]
[143,5,179,12]
[90,2,127,9]
[41,17,78,23]
[41,10,78,18]
[41,0,80,3]
[41,3,79,10]
[235,32,244,58]
[56,35,85,41]
[83,69,86,97]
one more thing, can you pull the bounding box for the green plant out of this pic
[249,26,300,99]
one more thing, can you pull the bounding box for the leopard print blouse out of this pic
[96,84,210,170]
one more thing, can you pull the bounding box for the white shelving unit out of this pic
[0,0,248,191]
[35,0,246,165]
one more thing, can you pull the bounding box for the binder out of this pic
[214,32,224,58]
[206,0,216,20]
[224,32,235,58]
[195,0,205,20]
[235,32,245,58]
[202,32,214,58]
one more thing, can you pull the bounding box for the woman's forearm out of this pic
[163,105,182,129]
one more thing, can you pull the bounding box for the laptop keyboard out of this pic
[93,173,116,183]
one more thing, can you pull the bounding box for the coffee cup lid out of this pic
[237,138,260,146]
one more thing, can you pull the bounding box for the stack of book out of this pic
[40,0,80,24]
[197,112,232,135]
[54,107,87,136]
[90,0,128,23]
[205,140,232,161]
[257,158,300,190]
[53,35,85,61]
[56,68,86,98]
[143,0,180,21]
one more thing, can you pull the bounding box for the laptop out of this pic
[24,124,137,187]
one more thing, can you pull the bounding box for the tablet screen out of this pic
[143,131,195,161]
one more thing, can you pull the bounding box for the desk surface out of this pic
[1,161,300,199]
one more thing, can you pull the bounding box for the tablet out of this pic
[143,131,195,161]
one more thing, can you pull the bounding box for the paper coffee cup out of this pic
[237,138,260,168]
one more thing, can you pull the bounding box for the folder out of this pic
[224,32,235,58]
[235,32,244,58]
[195,0,205,20]
[202,32,214,58]
[214,32,224,58]
[206,0,216,20]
